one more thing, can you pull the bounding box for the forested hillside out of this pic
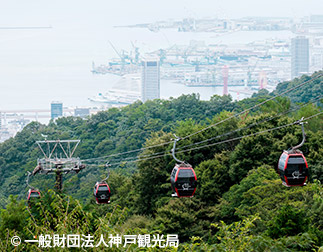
[0,71,322,251]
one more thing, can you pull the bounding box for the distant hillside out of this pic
[273,70,323,104]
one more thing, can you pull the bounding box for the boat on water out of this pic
[88,90,141,105]
[89,73,141,105]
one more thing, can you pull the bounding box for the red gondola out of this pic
[26,171,41,201]
[93,182,111,204]
[93,165,111,204]
[278,151,308,187]
[278,118,309,187]
[171,164,197,197]
[170,135,197,198]
[27,188,41,201]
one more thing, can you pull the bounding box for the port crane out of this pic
[108,40,135,70]
[131,41,140,64]
[108,40,127,71]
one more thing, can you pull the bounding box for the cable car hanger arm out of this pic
[26,171,33,189]
[171,134,185,164]
[291,117,307,152]
[101,162,111,183]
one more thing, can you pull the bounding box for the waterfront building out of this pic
[74,108,90,118]
[310,15,323,23]
[291,36,309,79]
[141,57,160,102]
[51,101,63,119]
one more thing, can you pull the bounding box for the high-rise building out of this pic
[222,65,229,95]
[291,36,309,79]
[141,57,160,102]
[51,101,63,119]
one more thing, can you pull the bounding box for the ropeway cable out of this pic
[107,95,323,164]
[85,111,323,168]
[81,73,322,163]
[82,95,323,165]
[176,112,322,155]
[176,94,323,151]
[180,73,323,140]
[81,139,174,162]
[81,74,322,163]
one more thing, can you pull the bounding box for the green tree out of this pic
[0,195,28,239]
[267,205,309,238]
[154,198,210,241]
[194,151,232,205]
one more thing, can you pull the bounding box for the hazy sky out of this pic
[0,0,322,110]
[0,0,323,27]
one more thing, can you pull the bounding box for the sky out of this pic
[0,0,322,111]
[0,0,323,27]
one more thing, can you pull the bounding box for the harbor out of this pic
[90,16,323,105]
[1,15,323,141]
[91,38,291,87]
[89,37,290,105]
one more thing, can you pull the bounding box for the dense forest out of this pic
[0,71,322,251]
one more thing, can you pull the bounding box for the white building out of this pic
[141,57,160,102]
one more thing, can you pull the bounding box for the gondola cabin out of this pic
[170,164,197,197]
[27,189,41,201]
[93,182,111,204]
[278,151,308,187]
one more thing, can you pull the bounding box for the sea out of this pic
[0,21,293,112]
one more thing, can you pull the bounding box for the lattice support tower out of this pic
[32,140,85,192]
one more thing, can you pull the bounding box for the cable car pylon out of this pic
[170,134,197,198]
[32,139,85,192]
[278,117,309,187]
